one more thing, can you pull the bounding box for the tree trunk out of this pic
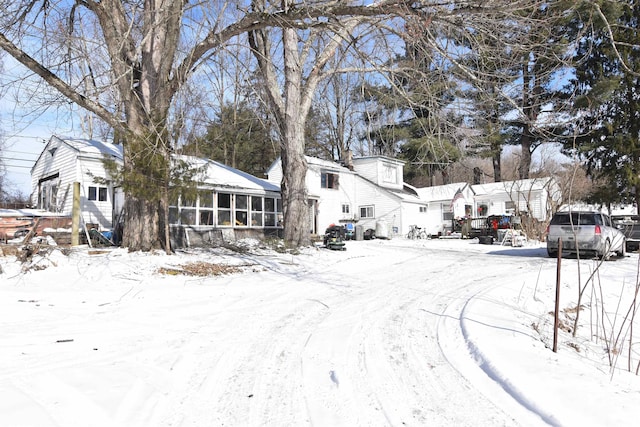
[492,151,502,182]
[119,128,171,252]
[519,131,532,180]
[122,195,160,251]
[281,27,310,247]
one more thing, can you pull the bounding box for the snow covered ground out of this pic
[1,237,640,426]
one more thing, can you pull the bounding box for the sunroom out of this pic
[167,157,283,247]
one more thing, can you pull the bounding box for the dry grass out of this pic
[158,261,242,277]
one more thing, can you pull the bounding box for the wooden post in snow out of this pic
[553,238,562,353]
[71,182,80,246]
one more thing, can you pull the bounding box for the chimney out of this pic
[343,149,354,171]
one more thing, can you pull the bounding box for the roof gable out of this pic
[54,135,123,159]
[416,182,470,202]
[472,177,552,196]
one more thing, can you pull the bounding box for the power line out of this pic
[0,156,36,162]
[2,165,32,169]
[3,149,40,156]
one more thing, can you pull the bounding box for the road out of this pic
[0,239,560,426]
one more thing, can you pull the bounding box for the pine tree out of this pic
[568,0,640,210]
[181,104,279,178]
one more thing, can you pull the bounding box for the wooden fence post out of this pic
[71,182,80,246]
[553,238,562,353]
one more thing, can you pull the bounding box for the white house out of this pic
[266,155,427,237]
[416,182,474,235]
[471,177,561,222]
[30,136,283,247]
[30,135,124,229]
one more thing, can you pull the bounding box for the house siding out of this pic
[78,156,117,228]
[352,157,404,191]
[401,201,430,236]
[353,179,401,235]
[31,139,78,213]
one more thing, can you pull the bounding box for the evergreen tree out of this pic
[568,0,640,210]
[181,104,279,178]
[358,17,462,186]
[462,2,573,181]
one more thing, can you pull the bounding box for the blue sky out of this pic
[1,55,83,196]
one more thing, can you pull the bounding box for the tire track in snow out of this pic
[434,251,556,426]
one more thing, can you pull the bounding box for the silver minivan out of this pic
[546,211,626,259]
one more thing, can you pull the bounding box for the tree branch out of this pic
[0,31,127,135]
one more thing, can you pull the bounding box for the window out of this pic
[88,186,108,202]
[383,164,397,184]
[199,190,214,225]
[419,206,427,213]
[360,205,374,218]
[465,204,472,217]
[166,190,282,228]
[477,203,488,217]
[442,203,453,221]
[178,192,197,225]
[265,197,283,227]
[180,209,196,225]
[199,190,214,208]
[251,196,263,227]
[342,204,350,214]
[38,174,60,211]
[217,193,232,226]
[321,171,339,189]
[235,195,248,226]
[505,201,516,212]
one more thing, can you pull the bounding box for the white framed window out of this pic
[168,191,283,228]
[88,186,108,202]
[217,193,232,226]
[199,190,214,225]
[382,163,397,184]
[251,196,263,227]
[264,197,282,227]
[359,205,374,219]
[442,203,453,221]
[419,206,427,213]
[321,171,339,189]
[342,204,350,214]
[235,195,249,226]
[38,174,60,211]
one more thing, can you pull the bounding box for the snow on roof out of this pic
[416,182,469,202]
[305,156,352,172]
[472,177,552,196]
[177,155,280,192]
[55,136,123,159]
[351,155,405,165]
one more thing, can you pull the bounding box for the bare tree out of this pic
[0,0,590,249]
[0,0,430,249]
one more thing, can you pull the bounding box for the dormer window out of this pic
[383,163,397,184]
[321,171,339,189]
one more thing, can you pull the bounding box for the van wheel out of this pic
[547,249,558,258]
